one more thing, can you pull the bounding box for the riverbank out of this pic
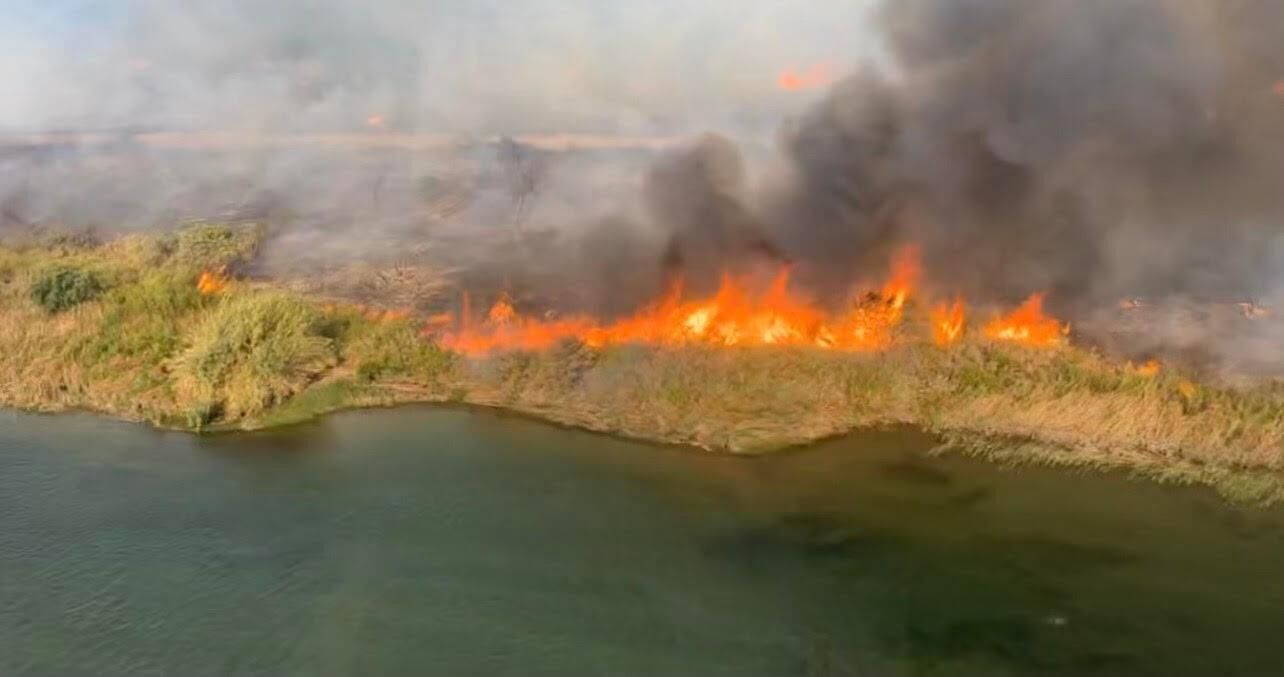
[2,225,1282,503]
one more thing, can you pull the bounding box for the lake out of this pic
[2,407,1283,676]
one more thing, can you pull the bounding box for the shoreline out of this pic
[6,368,1282,506]
[2,225,1282,504]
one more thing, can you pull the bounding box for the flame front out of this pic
[434,247,1070,356]
[983,293,1068,347]
[440,247,922,356]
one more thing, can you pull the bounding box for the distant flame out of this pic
[778,63,833,92]
[366,114,386,128]
[983,293,1068,347]
[1272,80,1284,97]
[1238,301,1270,319]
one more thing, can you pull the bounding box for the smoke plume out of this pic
[768,0,1284,310]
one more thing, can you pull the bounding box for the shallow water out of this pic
[2,407,1283,676]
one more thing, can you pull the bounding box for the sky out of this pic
[0,0,881,133]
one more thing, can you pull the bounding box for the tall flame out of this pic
[983,293,1068,347]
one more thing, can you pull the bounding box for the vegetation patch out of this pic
[0,227,1281,504]
[172,292,337,424]
[30,267,103,313]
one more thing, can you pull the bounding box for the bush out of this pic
[79,272,202,363]
[171,222,261,270]
[343,316,452,383]
[30,267,103,313]
[172,292,336,421]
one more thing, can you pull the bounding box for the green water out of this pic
[2,408,1283,676]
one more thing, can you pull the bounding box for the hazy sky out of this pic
[0,0,881,133]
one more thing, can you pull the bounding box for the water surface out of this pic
[2,407,1283,676]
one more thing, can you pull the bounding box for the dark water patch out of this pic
[3,408,1284,676]
[879,457,954,486]
[971,535,1141,576]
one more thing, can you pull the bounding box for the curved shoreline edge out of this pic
[6,372,1281,507]
[2,227,1282,505]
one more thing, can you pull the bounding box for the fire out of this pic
[1273,80,1284,97]
[881,244,920,320]
[487,293,516,324]
[196,267,229,295]
[931,298,967,346]
[778,63,833,92]
[366,114,386,128]
[440,246,923,356]
[431,247,1075,357]
[1132,359,1162,377]
[983,293,1068,347]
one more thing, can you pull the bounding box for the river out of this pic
[2,407,1283,676]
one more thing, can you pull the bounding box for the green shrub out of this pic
[171,222,261,269]
[345,317,452,383]
[30,267,103,313]
[79,272,202,364]
[172,292,336,421]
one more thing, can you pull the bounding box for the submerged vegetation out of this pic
[0,225,1281,503]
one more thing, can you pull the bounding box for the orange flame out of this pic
[439,246,922,356]
[881,244,920,322]
[983,293,1068,347]
[778,63,833,92]
[196,267,229,295]
[1132,359,1161,377]
[366,114,386,128]
[487,293,517,325]
[931,298,967,346]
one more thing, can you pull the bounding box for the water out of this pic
[2,407,1283,676]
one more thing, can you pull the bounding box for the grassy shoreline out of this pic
[3,225,1283,503]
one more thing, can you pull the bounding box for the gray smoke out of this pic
[4,0,1284,375]
[767,0,1284,311]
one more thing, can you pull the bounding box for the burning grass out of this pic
[0,225,1281,503]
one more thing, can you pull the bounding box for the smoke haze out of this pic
[3,0,1284,374]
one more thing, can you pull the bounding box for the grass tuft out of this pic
[172,291,336,423]
[30,267,103,313]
